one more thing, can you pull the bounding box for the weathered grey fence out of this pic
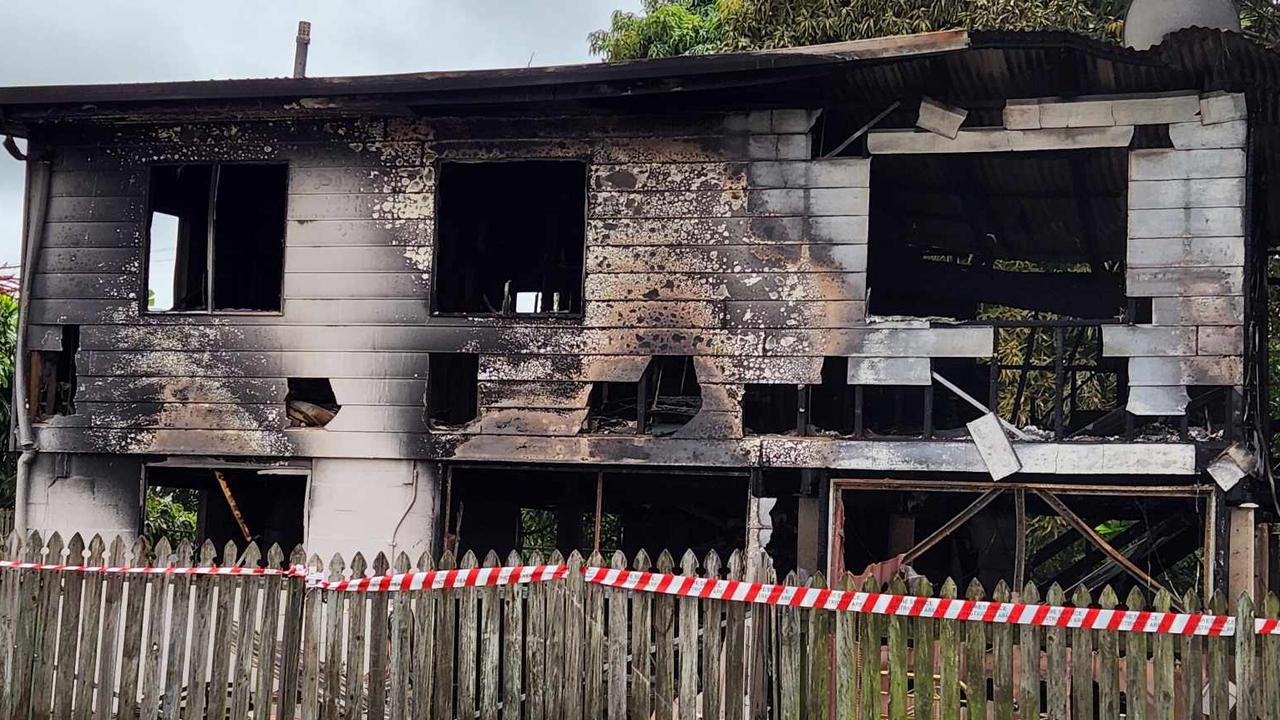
[1,531,1278,720]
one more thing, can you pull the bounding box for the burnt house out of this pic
[3,26,1278,599]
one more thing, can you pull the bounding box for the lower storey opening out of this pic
[444,465,748,561]
[833,477,1208,600]
[144,464,306,554]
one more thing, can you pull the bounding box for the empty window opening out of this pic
[867,150,1127,321]
[1110,385,1238,444]
[31,325,78,420]
[146,163,286,313]
[518,507,623,558]
[144,465,306,553]
[742,384,801,435]
[433,160,586,316]
[428,353,479,428]
[861,386,929,437]
[585,380,642,433]
[808,357,856,435]
[585,356,703,435]
[285,378,340,428]
[835,483,1206,598]
[986,326,1126,439]
[445,466,747,560]
[644,355,702,435]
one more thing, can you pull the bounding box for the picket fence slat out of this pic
[51,533,86,720]
[480,551,503,720]
[1178,591,1205,720]
[588,550,607,720]
[368,551,391,720]
[1017,582,1040,720]
[608,551,628,720]
[343,553,369,720]
[630,550,654,720]
[502,550,523,720]
[390,551,413,720]
[723,552,746,720]
[206,541,239,720]
[1,532,1278,720]
[992,582,1014,720]
[227,542,260,720]
[72,535,106,720]
[1069,586,1093,720]
[254,543,286,720]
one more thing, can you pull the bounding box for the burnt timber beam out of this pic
[902,488,1005,564]
[1034,489,1180,609]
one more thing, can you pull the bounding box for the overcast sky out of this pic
[0,0,640,269]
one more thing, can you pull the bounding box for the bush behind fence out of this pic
[0,531,1278,719]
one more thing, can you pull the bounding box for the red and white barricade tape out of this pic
[310,564,567,592]
[0,559,297,577]
[580,567,1280,638]
[5,558,1277,637]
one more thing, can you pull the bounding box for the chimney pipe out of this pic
[293,21,311,78]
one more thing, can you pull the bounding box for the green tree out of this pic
[591,0,1280,61]
[143,488,199,546]
[589,0,724,61]
[0,292,18,508]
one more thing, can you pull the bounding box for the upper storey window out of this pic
[146,163,287,313]
[867,150,1128,321]
[433,160,586,316]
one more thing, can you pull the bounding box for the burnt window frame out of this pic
[429,157,589,320]
[142,161,289,316]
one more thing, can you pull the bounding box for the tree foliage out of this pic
[591,0,1280,61]
[589,0,724,61]
[143,488,199,545]
[0,291,18,508]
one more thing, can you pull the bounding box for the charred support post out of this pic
[1229,503,1258,601]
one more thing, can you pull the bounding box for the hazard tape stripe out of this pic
[314,564,567,592]
[6,558,1278,637]
[0,559,297,577]
[581,567,1277,638]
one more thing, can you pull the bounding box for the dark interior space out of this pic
[585,356,702,435]
[434,160,586,316]
[867,150,1128,321]
[31,325,78,420]
[211,164,287,311]
[428,353,479,428]
[585,379,642,433]
[445,466,748,560]
[838,484,1204,597]
[285,378,340,428]
[147,164,212,311]
[742,383,801,435]
[645,355,702,434]
[808,357,856,434]
[146,163,285,312]
[145,466,306,554]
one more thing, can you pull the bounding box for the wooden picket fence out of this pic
[1,532,1279,720]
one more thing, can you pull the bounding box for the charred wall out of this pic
[20,94,1244,475]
